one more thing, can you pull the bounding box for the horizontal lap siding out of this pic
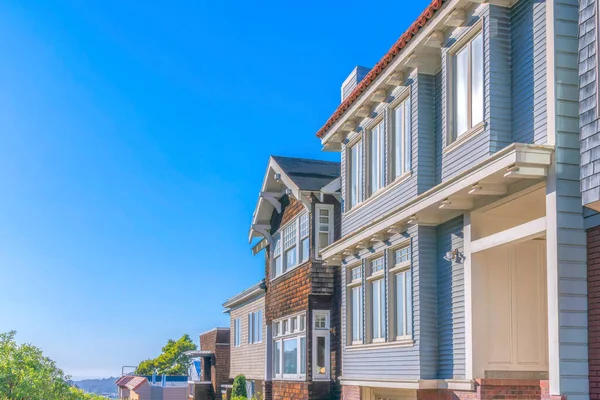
[436,216,465,379]
[512,0,547,144]
[580,0,600,207]
[230,296,266,380]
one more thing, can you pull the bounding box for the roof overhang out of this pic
[222,280,265,309]
[319,0,513,148]
[321,144,554,262]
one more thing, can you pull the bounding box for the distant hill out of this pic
[71,377,118,398]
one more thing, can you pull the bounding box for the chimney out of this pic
[340,66,371,102]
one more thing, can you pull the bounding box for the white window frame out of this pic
[299,212,310,263]
[272,234,282,279]
[272,214,310,279]
[366,256,385,343]
[234,318,241,347]
[347,138,363,210]
[248,310,262,344]
[368,120,385,195]
[315,204,334,259]
[272,312,306,381]
[312,310,331,381]
[389,244,412,341]
[390,95,412,180]
[347,265,363,346]
[451,27,484,140]
[283,221,298,272]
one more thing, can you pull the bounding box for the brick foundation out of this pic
[342,385,361,400]
[589,225,600,400]
[271,381,309,400]
[417,380,550,400]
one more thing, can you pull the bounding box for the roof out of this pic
[271,156,340,191]
[222,280,265,309]
[315,0,445,138]
[115,376,147,391]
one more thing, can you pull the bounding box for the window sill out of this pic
[344,171,412,217]
[345,338,415,351]
[272,377,306,382]
[443,121,486,154]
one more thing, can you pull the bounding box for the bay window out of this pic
[283,222,297,270]
[315,204,334,258]
[390,245,412,340]
[312,311,330,380]
[347,265,363,345]
[368,257,385,342]
[349,140,363,209]
[393,97,412,178]
[272,213,310,279]
[369,121,385,194]
[273,313,306,380]
[454,30,484,138]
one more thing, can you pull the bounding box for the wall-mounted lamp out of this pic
[443,249,459,262]
[285,188,293,196]
[274,173,281,182]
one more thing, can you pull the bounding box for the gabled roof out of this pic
[222,280,265,310]
[271,156,340,191]
[115,376,147,391]
[316,0,445,139]
[248,156,340,244]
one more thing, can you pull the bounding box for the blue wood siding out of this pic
[436,216,465,379]
[579,0,600,208]
[512,0,547,144]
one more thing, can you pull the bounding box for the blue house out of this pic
[316,0,587,399]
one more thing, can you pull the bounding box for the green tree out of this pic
[231,374,247,399]
[134,334,197,376]
[0,331,108,400]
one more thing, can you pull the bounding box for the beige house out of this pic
[223,281,266,398]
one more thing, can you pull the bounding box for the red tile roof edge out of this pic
[316,0,445,139]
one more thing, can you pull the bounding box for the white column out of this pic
[463,213,473,380]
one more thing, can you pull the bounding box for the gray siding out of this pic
[580,0,600,207]
[512,0,548,144]
[436,216,465,379]
[341,228,421,380]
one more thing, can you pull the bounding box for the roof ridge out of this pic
[271,155,340,164]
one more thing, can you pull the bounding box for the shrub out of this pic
[232,374,247,399]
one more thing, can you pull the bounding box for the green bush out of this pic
[231,374,247,399]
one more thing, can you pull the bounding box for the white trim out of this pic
[470,217,546,253]
[312,310,331,381]
[463,213,473,380]
[339,378,476,391]
[315,204,335,259]
[545,0,556,146]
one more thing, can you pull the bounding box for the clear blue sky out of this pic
[0,0,428,379]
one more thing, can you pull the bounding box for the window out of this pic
[272,235,282,278]
[273,313,306,380]
[371,257,384,273]
[393,97,412,178]
[349,140,363,209]
[299,213,309,263]
[248,311,262,344]
[371,278,385,341]
[369,121,385,194]
[234,318,241,347]
[312,311,330,380]
[391,245,412,340]
[283,222,297,270]
[315,204,334,257]
[454,31,484,137]
[348,266,363,345]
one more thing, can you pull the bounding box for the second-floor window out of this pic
[315,204,334,257]
[454,31,484,137]
[299,213,309,263]
[390,245,412,340]
[349,140,363,209]
[347,266,363,345]
[369,121,385,194]
[234,318,241,347]
[283,222,297,268]
[248,310,262,344]
[272,213,310,279]
[392,97,412,179]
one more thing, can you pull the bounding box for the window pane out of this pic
[352,286,362,341]
[471,32,484,126]
[396,273,405,337]
[248,314,253,344]
[300,337,306,374]
[456,45,469,136]
[275,256,282,277]
[372,257,384,273]
[370,123,384,193]
[300,237,309,263]
[351,267,362,281]
[316,336,326,375]
[394,104,403,178]
[372,280,382,339]
[319,232,329,252]
[285,247,296,270]
[299,213,309,238]
[274,341,281,375]
[350,142,363,207]
[257,311,262,342]
[394,246,410,265]
[403,98,412,172]
[300,315,306,332]
[283,223,297,249]
[283,339,298,374]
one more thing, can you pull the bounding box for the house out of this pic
[248,156,342,400]
[116,376,150,400]
[316,0,586,399]
[223,280,266,399]
[187,328,231,400]
[115,375,188,400]
[579,1,600,399]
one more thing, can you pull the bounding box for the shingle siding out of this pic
[229,295,266,381]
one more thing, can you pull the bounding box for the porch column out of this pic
[546,162,588,399]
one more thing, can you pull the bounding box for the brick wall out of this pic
[342,385,361,400]
[416,380,549,400]
[271,381,309,400]
[589,225,600,400]
[200,328,231,400]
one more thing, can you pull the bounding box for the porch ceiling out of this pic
[321,144,554,263]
